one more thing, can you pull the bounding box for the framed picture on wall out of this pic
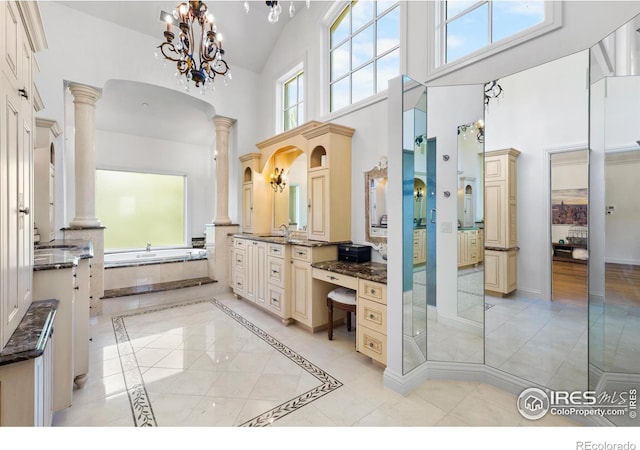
[551,188,588,225]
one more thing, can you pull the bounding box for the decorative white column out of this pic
[69,83,102,228]
[213,116,235,225]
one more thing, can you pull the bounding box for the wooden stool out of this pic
[327,287,357,341]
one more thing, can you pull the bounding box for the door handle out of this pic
[19,206,30,215]
[429,208,436,223]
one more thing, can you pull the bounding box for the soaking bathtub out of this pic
[103,248,209,291]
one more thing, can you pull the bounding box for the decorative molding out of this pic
[16,1,48,52]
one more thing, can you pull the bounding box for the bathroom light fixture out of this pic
[270,167,287,192]
[484,80,503,107]
[157,1,231,93]
[244,1,310,24]
[414,187,424,200]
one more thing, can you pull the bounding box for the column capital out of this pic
[69,83,102,106]
[213,115,235,130]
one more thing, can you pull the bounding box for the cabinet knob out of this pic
[19,206,30,215]
[369,342,374,348]
[369,314,375,319]
[18,88,29,99]
[370,288,375,294]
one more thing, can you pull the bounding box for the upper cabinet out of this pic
[484,148,520,249]
[243,121,355,242]
[1,1,48,349]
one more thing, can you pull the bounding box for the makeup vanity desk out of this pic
[311,261,388,366]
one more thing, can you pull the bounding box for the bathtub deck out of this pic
[101,277,217,299]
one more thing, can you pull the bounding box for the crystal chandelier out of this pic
[244,1,310,24]
[157,1,231,92]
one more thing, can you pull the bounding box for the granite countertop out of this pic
[0,299,58,366]
[311,260,387,284]
[232,233,351,248]
[34,239,94,271]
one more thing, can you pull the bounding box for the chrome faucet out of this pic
[146,243,151,252]
[279,223,290,240]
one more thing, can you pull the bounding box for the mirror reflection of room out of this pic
[483,51,589,392]
[457,120,485,323]
[550,150,588,306]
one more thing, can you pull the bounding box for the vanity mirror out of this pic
[364,156,388,245]
[271,150,307,232]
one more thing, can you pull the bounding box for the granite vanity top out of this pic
[232,233,351,248]
[34,239,94,271]
[0,299,58,366]
[311,260,387,284]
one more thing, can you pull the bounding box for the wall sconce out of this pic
[484,80,503,107]
[270,167,287,192]
[414,187,424,200]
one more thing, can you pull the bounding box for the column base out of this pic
[213,217,232,225]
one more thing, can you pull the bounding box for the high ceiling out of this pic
[56,1,310,146]
[58,0,304,73]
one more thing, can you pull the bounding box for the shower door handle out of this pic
[429,209,436,224]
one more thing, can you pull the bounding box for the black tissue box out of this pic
[338,244,371,263]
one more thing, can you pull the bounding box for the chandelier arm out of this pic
[158,42,183,62]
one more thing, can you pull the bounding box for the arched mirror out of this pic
[365,156,388,246]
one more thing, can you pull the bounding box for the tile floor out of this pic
[51,287,581,429]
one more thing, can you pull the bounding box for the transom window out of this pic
[329,0,399,112]
[284,71,304,131]
[444,1,545,63]
[96,169,185,250]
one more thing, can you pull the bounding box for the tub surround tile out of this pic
[102,277,216,299]
[0,299,58,365]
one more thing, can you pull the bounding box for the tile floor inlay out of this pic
[112,298,343,427]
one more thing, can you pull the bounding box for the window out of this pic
[284,71,304,131]
[329,1,399,112]
[96,170,185,250]
[443,1,547,64]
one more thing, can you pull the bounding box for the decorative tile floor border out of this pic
[112,298,343,427]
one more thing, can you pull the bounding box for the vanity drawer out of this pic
[234,250,245,272]
[267,256,285,287]
[234,238,246,250]
[358,279,386,304]
[233,273,245,296]
[291,245,311,262]
[268,243,285,258]
[357,298,386,335]
[267,285,284,313]
[312,268,358,290]
[357,326,387,366]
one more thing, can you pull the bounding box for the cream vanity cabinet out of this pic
[356,279,387,366]
[0,300,56,427]
[34,119,61,243]
[33,256,91,411]
[484,148,520,295]
[457,229,479,268]
[232,237,246,297]
[245,239,267,305]
[305,124,354,243]
[266,243,290,319]
[291,245,337,330]
[33,266,75,411]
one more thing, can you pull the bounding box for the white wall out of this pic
[95,130,213,241]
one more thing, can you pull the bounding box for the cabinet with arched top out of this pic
[303,123,355,242]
